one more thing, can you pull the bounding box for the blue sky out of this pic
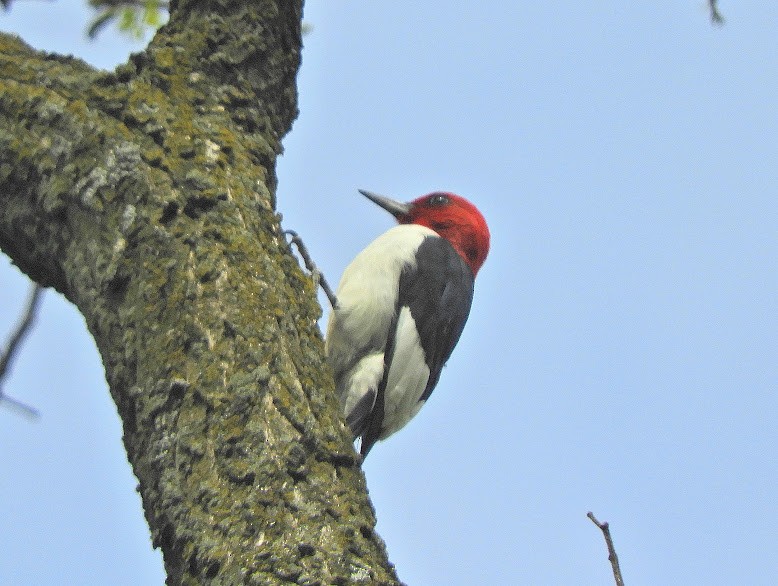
[2,1,777,584]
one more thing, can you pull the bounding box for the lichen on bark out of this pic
[0,2,401,584]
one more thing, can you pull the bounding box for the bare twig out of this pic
[1,0,55,10]
[709,0,725,25]
[0,284,44,419]
[285,230,339,309]
[587,512,625,586]
[0,393,40,418]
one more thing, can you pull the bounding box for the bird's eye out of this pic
[428,193,450,206]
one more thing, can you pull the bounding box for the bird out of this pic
[325,189,490,458]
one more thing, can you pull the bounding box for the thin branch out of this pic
[0,284,44,419]
[1,0,55,10]
[285,230,339,309]
[587,511,625,586]
[709,0,725,25]
[0,393,40,419]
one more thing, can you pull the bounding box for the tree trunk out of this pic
[0,1,400,583]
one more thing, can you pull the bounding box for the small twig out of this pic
[587,512,625,586]
[708,0,725,25]
[0,393,40,419]
[0,284,44,419]
[284,230,339,309]
[0,0,55,11]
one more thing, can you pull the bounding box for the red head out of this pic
[359,189,490,276]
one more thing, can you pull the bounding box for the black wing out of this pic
[397,236,474,402]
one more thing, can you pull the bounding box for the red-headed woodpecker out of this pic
[326,189,490,458]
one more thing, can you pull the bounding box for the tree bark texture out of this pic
[0,1,401,584]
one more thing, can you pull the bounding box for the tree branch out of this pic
[0,283,43,419]
[709,0,725,25]
[587,512,625,586]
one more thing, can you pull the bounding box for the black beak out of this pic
[358,189,412,219]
